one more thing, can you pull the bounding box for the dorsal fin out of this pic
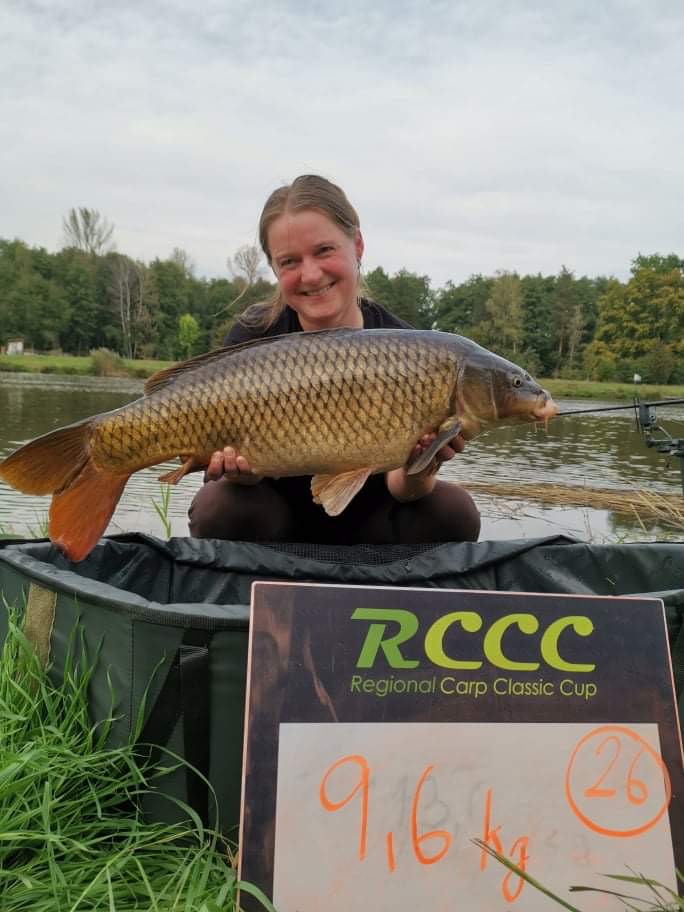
[143,328,355,395]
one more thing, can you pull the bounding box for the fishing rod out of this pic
[557,395,684,494]
[557,398,684,416]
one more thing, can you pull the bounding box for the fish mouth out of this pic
[532,394,559,422]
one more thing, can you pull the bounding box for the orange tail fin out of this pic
[49,461,129,562]
[0,418,128,561]
[0,418,93,495]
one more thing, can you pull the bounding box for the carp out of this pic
[0,328,557,561]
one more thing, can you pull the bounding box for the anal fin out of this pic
[158,455,205,484]
[311,467,373,516]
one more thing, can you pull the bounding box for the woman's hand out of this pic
[206,447,264,486]
[385,432,465,502]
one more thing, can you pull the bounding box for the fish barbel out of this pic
[0,328,557,561]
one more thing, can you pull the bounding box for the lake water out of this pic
[1,372,683,545]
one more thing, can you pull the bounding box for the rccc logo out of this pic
[351,608,595,673]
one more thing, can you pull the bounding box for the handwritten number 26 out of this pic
[584,736,648,806]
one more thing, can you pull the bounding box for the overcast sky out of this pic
[2,0,683,288]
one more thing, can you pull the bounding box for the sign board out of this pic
[239,582,683,911]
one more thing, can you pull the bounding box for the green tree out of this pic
[589,258,684,381]
[0,240,29,343]
[53,248,99,354]
[364,266,393,311]
[551,266,583,372]
[147,259,192,358]
[365,267,434,328]
[0,240,70,349]
[472,271,523,357]
[631,252,684,275]
[520,273,556,375]
[433,275,493,334]
[177,313,200,359]
[574,275,608,353]
[5,273,70,350]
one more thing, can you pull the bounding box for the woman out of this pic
[188,175,480,544]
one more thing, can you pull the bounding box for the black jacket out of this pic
[224,298,412,346]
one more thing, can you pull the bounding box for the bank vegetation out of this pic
[1,209,682,386]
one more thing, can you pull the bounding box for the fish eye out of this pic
[511,374,523,388]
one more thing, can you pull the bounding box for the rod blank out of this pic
[557,398,684,417]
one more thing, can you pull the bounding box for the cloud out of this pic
[2,0,683,287]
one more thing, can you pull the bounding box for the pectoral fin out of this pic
[406,417,463,475]
[311,467,373,516]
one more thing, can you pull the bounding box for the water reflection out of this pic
[1,373,682,544]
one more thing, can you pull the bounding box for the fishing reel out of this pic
[633,391,684,494]
[559,391,684,494]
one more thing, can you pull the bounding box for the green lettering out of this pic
[541,617,595,672]
[424,611,483,669]
[483,614,540,671]
[351,608,419,668]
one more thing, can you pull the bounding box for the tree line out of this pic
[1,209,682,383]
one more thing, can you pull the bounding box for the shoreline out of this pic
[1,364,683,403]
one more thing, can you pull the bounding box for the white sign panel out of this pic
[273,722,676,912]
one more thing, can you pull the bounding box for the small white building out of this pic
[6,339,24,355]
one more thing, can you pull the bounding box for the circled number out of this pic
[564,725,671,838]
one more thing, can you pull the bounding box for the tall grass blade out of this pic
[151,483,173,539]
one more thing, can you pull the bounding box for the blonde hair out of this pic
[239,175,364,331]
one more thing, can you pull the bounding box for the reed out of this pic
[466,482,684,531]
[151,483,173,539]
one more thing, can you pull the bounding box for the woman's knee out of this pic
[188,479,294,541]
[358,481,481,544]
[188,481,236,538]
[432,481,481,541]
[399,482,480,543]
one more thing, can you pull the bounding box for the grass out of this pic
[0,607,274,912]
[125,357,175,376]
[542,378,684,402]
[151,484,173,539]
[0,353,174,380]
[0,514,49,541]
[476,839,683,911]
[0,353,95,375]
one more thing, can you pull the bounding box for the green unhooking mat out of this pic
[0,533,682,836]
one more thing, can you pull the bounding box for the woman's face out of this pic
[267,209,364,331]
